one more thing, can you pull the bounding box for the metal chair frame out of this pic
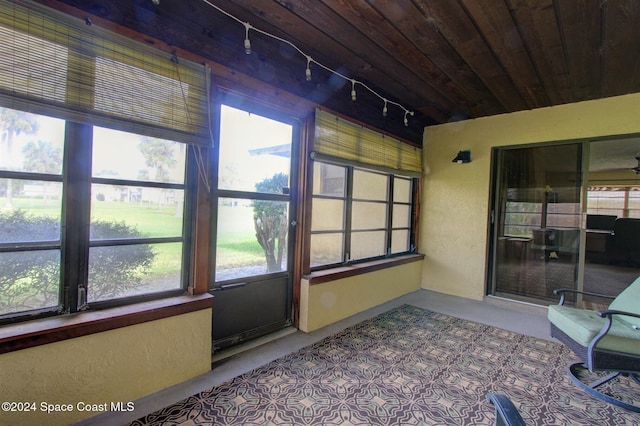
[486,393,527,426]
[550,288,640,413]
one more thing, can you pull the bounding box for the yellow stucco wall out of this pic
[420,93,640,300]
[0,308,212,426]
[299,260,423,332]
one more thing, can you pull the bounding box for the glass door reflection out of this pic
[492,144,582,302]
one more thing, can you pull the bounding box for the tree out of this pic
[21,139,62,174]
[0,108,39,207]
[137,137,177,182]
[137,136,178,210]
[21,139,63,205]
[253,173,289,272]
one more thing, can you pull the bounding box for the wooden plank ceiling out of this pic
[41,0,640,145]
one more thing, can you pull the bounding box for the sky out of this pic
[218,105,292,192]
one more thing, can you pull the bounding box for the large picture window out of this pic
[0,107,194,321]
[309,109,421,270]
[0,0,208,324]
[310,162,414,269]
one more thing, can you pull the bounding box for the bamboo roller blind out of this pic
[312,109,422,177]
[0,0,209,145]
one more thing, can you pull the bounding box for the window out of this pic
[587,187,640,218]
[0,108,194,322]
[89,127,188,303]
[0,0,208,324]
[0,112,64,316]
[310,162,415,268]
[308,109,421,270]
[504,201,542,237]
[214,104,293,282]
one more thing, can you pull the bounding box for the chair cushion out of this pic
[548,305,640,355]
[609,276,640,327]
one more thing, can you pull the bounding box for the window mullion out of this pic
[410,178,419,252]
[61,122,93,313]
[344,167,354,263]
[387,176,394,256]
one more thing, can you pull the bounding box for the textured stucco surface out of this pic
[420,93,640,300]
[0,308,212,426]
[299,260,423,332]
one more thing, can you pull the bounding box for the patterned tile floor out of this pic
[128,305,638,425]
[74,289,638,425]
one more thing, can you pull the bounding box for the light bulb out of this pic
[305,57,312,81]
[404,111,414,126]
[382,100,388,117]
[244,23,252,55]
[351,80,356,101]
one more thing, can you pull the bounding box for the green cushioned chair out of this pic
[548,277,640,412]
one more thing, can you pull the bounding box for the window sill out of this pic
[304,253,424,285]
[0,293,213,355]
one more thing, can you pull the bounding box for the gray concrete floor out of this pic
[73,289,551,426]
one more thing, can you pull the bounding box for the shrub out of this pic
[0,210,155,313]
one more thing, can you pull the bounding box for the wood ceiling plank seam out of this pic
[507,0,573,106]
[550,0,579,104]
[418,0,527,114]
[224,0,449,123]
[476,0,552,108]
[365,0,506,120]
[145,0,434,139]
[554,0,604,102]
[600,0,640,97]
[460,0,545,109]
[599,0,607,99]
[323,0,497,120]
[325,0,469,118]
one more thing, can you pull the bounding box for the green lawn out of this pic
[5,197,265,272]
[216,230,265,267]
[1,196,277,312]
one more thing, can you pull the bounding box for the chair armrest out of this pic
[597,309,640,321]
[486,393,526,426]
[586,309,640,369]
[553,288,615,305]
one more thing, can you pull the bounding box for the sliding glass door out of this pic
[489,143,582,303]
[583,138,640,305]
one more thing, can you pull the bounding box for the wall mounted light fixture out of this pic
[452,150,471,164]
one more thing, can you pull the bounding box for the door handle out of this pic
[215,282,248,291]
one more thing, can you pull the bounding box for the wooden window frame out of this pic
[309,162,419,272]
